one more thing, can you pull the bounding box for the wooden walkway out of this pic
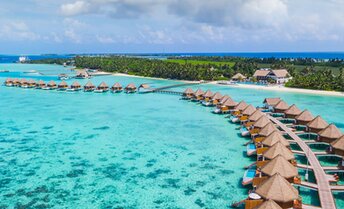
[141,82,201,94]
[268,116,337,209]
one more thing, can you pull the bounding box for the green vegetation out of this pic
[28,58,73,65]
[29,55,344,92]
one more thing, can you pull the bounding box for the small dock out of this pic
[141,82,201,95]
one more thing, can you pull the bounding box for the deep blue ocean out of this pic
[1,52,344,63]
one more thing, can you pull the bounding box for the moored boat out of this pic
[58,73,69,80]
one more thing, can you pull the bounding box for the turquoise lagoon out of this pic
[0,64,344,208]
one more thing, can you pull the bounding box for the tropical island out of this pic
[29,55,344,92]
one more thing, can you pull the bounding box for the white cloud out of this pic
[64,28,81,43]
[0,21,40,41]
[61,1,90,16]
[96,35,115,43]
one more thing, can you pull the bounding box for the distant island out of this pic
[28,55,344,92]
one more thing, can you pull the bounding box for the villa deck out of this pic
[268,115,337,209]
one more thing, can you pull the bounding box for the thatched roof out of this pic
[263,98,281,107]
[272,69,289,78]
[223,98,237,107]
[212,92,223,100]
[194,89,204,96]
[126,83,136,89]
[253,200,282,209]
[71,81,81,87]
[13,78,19,82]
[184,88,194,94]
[20,78,28,83]
[284,104,302,116]
[295,110,314,122]
[234,101,248,111]
[248,110,264,122]
[140,83,150,89]
[331,135,344,152]
[5,78,12,82]
[37,80,45,85]
[28,79,36,84]
[319,124,342,139]
[58,81,68,87]
[112,82,122,88]
[48,80,56,86]
[274,100,289,111]
[253,116,271,128]
[259,123,278,137]
[261,155,298,178]
[242,105,256,116]
[262,131,289,147]
[307,115,329,130]
[84,81,95,87]
[98,81,108,88]
[220,95,230,104]
[232,73,246,79]
[256,173,299,202]
[203,90,213,97]
[263,142,295,160]
[254,70,270,77]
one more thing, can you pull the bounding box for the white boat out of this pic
[94,89,108,93]
[241,127,250,136]
[246,143,257,156]
[201,101,212,106]
[58,74,69,80]
[42,87,51,90]
[66,88,81,92]
[213,108,221,114]
[231,117,240,123]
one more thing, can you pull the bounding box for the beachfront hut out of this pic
[263,142,295,161]
[182,88,194,100]
[273,100,289,113]
[69,81,81,91]
[255,173,299,208]
[231,73,246,81]
[253,155,298,187]
[262,131,289,147]
[47,80,57,89]
[125,83,137,93]
[192,89,204,101]
[331,135,344,157]
[111,82,123,93]
[4,78,13,86]
[84,81,95,92]
[295,110,314,125]
[284,104,301,119]
[318,124,342,143]
[36,80,46,89]
[258,123,278,137]
[254,200,283,209]
[263,98,281,109]
[95,81,109,92]
[20,79,28,87]
[307,115,329,133]
[58,81,68,90]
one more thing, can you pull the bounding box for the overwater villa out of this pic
[57,81,68,90]
[200,90,213,103]
[182,88,194,100]
[208,92,223,106]
[213,97,237,114]
[219,95,230,104]
[36,80,46,89]
[244,110,264,128]
[260,131,290,147]
[247,116,271,136]
[43,81,57,90]
[252,200,283,209]
[318,124,343,143]
[273,100,289,113]
[263,98,281,110]
[124,83,137,93]
[258,123,279,137]
[330,135,344,167]
[252,173,301,209]
[295,110,314,126]
[252,155,298,187]
[27,79,36,88]
[12,78,20,86]
[20,79,28,88]
[95,82,109,93]
[84,81,95,92]
[231,101,248,117]
[191,89,204,101]
[257,142,295,168]
[284,104,302,119]
[111,82,123,93]
[232,104,256,123]
[4,78,13,86]
[67,81,82,91]
[307,115,329,133]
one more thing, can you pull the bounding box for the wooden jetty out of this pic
[141,82,201,95]
[268,115,337,209]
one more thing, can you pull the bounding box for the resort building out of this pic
[253,69,291,84]
[232,73,247,81]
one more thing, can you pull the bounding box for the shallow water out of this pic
[0,64,343,208]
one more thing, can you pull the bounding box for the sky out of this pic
[1,0,344,54]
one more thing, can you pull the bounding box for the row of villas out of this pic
[232,69,291,84]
